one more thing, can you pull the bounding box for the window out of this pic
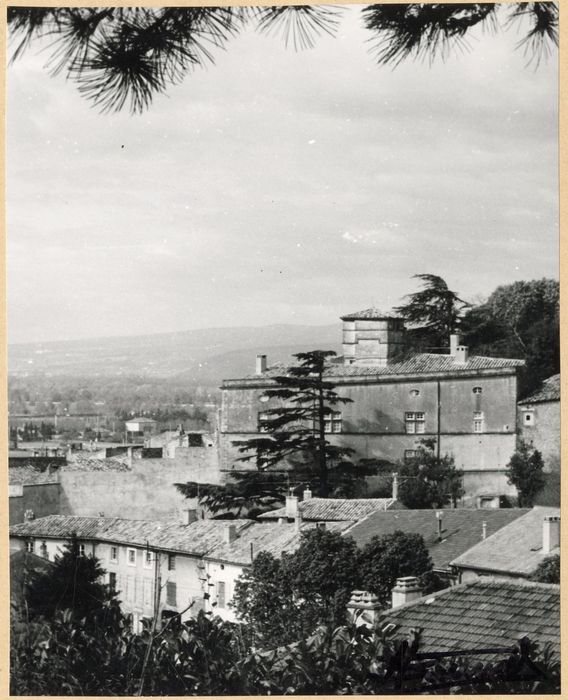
[78,544,86,557]
[523,411,535,426]
[127,548,137,566]
[409,389,420,397]
[472,386,483,395]
[404,449,418,461]
[405,412,425,434]
[143,549,153,568]
[473,411,484,433]
[258,412,270,433]
[217,581,226,608]
[324,411,342,434]
[166,582,177,607]
[168,554,176,571]
[109,572,117,592]
[110,546,118,563]
[25,540,34,553]
[40,541,48,559]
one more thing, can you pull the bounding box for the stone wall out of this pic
[9,482,61,525]
[519,401,560,472]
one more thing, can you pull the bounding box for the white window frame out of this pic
[143,549,153,569]
[523,410,535,426]
[110,546,118,563]
[127,548,137,567]
[473,411,485,433]
[78,543,86,557]
[405,412,425,434]
[25,540,34,553]
[324,411,342,434]
[217,581,226,608]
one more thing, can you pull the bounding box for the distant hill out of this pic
[8,324,342,384]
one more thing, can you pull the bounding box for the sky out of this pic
[7,5,559,344]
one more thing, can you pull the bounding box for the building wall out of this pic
[9,534,245,629]
[58,452,220,520]
[519,401,560,472]
[219,373,519,496]
[9,482,61,525]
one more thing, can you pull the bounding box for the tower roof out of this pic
[340,307,399,321]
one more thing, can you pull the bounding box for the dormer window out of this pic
[409,389,420,397]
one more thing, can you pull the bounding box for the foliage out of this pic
[397,439,464,509]
[530,555,560,584]
[506,440,546,508]
[11,605,560,695]
[395,273,469,350]
[232,528,434,648]
[358,531,433,606]
[461,278,559,397]
[24,536,118,622]
[8,4,558,113]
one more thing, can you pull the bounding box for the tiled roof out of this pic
[9,515,352,565]
[259,498,400,522]
[450,507,560,576]
[518,374,560,404]
[62,457,131,472]
[346,508,530,570]
[377,579,560,661]
[9,515,255,557]
[226,353,524,383]
[340,307,398,320]
[9,466,59,485]
[205,520,353,565]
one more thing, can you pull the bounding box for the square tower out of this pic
[341,308,405,366]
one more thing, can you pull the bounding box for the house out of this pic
[9,513,353,628]
[259,491,402,522]
[10,549,54,607]
[345,507,530,577]
[450,506,560,582]
[219,308,525,502]
[125,417,157,444]
[367,577,560,662]
[518,374,560,472]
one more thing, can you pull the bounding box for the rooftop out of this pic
[260,498,400,522]
[225,353,525,384]
[9,465,59,485]
[377,579,560,661]
[450,506,560,576]
[8,515,351,563]
[63,456,131,472]
[346,508,530,570]
[340,307,399,321]
[518,374,560,404]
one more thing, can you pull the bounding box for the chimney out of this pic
[391,576,422,608]
[24,509,35,522]
[225,524,238,544]
[436,511,443,541]
[454,345,469,364]
[450,334,461,356]
[347,590,381,628]
[482,521,487,540]
[256,354,267,375]
[543,515,560,553]
[303,487,313,501]
[392,472,399,501]
[182,508,198,526]
[286,494,299,519]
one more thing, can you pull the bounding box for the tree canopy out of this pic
[396,438,464,509]
[506,440,546,507]
[394,273,470,351]
[8,4,558,113]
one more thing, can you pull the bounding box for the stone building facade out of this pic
[518,374,560,472]
[219,308,525,501]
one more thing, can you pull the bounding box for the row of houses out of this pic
[9,496,559,633]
